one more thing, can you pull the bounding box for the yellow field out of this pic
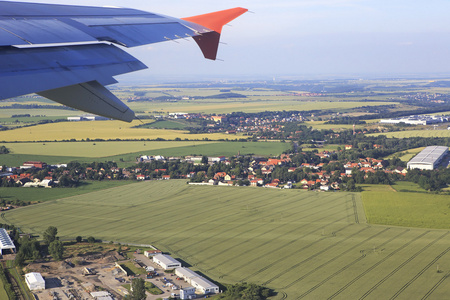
[5,141,219,157]
[129,100,395,114]
[368,129,450,138]
[0,120,233,142]
[0,108,77,118]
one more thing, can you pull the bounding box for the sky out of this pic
[17,0,450,81]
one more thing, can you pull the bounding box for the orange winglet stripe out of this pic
[182,7,248,34]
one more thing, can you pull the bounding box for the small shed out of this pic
[25,273,45,291]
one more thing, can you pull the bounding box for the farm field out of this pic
[128,100,395,114]
[0,108,77,118]
[0,180,134,203]
[0,280,7,300]
[4,141,217,158]
[386,147,426,161]
[0,153,88,167]
[2,141,290,165]
[368,129,450,138]
[140,120,191,129]
[3,180,450,299]
[362,191,450,229]
[0,120,233,142]
[391,181,427,193]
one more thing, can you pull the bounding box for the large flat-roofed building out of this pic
[175,267,219,295]
[152,254,181,270]
[25,272,45,291]
[175,267,200,285]
[190,276,219,294]
[0,228,16,255]
[407,146,449,170]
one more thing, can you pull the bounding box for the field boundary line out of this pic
[352,194,359,224]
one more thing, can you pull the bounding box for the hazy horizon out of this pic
[19,0,450,82]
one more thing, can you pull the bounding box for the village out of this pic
[0,146,409,196]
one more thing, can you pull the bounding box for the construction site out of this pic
[19,244,201,300]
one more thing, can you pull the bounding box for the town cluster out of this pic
[0,148,408,194]
[165,111,305,136]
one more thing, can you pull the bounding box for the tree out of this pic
[87,236,96,243]
[43,226,58,244]
[76,236,82,243]
[49,240,64,260]
[131,278,146,300]
[14,251,25,267]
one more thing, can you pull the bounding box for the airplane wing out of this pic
[0,1,247,122]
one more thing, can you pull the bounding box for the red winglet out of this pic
[182,7,248,60]
[182,7,248,34]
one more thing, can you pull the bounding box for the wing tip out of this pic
[182,7,248,60]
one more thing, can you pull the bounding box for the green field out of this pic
[362,191,450,228]
[140,120,191,129]
[0,280,8,300]
[3,180,450,299]
[0,181,134,203]
[386,147,426,161]
[1,141,290,166]
[391,181,427,193]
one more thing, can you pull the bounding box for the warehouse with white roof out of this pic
[407,146,449,170]
[152,254,181,269]
[190,276,219,294]
[25,272,45,291]
[0,228,16,255]
[175,267,219,295]
[175,267,200,285]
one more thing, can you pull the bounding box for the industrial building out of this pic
[0,228,16,255]
[152,254,181,270]
[407,146,449,170]
[380,115,449,125]
[175,268,200,285]
[190,276,220,294]
[175,267,220,295]
[25,273,45,291]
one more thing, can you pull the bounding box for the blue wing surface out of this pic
[0,1,245,121]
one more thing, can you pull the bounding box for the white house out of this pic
[25,273,45,291]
